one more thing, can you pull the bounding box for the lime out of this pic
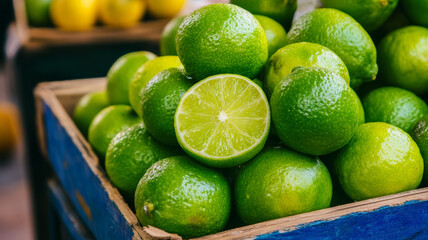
[235,146,332,224]
[176,3,268,80]
[50,0,97,31]
[25,0,52,26]
[107,51,156,105]
[175,74,270,168]
[356,91,365,125]
[320,0,398,32]
[135,155,230,238]
[230,0,297,31]
[363,87,428,132]
[141,68,193,146]
[271,67,360,155]
[378,26,428,95]
[410,114,428,186]
[335,122,423,201]
[146,0,185,19]
[105,123,181,200]
[252,78,263,88]
[99,0,146,28]
[402,0,428,27]
[263,42,350,97]
[254,15,288,58]
[73,91,109,136]
[88,105,141,159]
[129,56,182,116]
[287,8,378,88]
[160,16,186,56]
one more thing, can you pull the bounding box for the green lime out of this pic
[26,0,52,26]
[402,0,428,27]
[141,68,193,146]
[88,105,141,159]
[288,8,378,88]
[320,0,398,32]
[176,3,268,80]
[356,91,365,125]
[363,87,428,132]
[235,146,332,224]
[160,16,186,56]
[175,74,270,168]
[105,123,181,200]
[271,67,360,155]
[252,78,263,88]
[230,0,297,31]
[254,15,288,58]
[73,91,109,136]
[129,56,182,116]
[135,155,231,238]
[410,114,428,186]
[378,26,428,95]
[263,42,350,97]
[107,51,156,105]
[335,122,424,201]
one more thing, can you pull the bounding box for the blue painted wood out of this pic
[43,101,138,240]
[48,179,94,240]
[254,200,428,240]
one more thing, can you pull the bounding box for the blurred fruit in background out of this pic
[99,0,146,28]
[160,16,186,56]
[230,0,297,31]
[0,102,20,154]
[401,0,428,27]
[107,51,157,105]
[146,0,186,19]
[50,0,98,31]
[25,0,52,26]
[254,15,288,58]
[320,0,399,32]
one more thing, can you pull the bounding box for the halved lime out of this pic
[174,74,270,168]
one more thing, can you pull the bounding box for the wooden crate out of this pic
[35,78,428,239]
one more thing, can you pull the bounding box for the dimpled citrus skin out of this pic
[235,146,332,225]
[105,123,181,200]
[378,26,428,95]
[271,67,360,156]
[263,42,350,97]
[254,15,288,58]
[287,8,378,88]
[335,122,424,201]
[230,0,297,31]
[176,4,268,81]
[141,68,194,146]
[411,114,428,186]
[88,105,141,159]
[107,51,156,105]
[135,156,231,238]
[321,0,398,32]
[160,16,186,56]
[129,56,182,116]
[402,0,428,27]
[363,87,428,132]
[73,91,109,136]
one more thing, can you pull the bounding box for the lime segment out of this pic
[175,74,270,167]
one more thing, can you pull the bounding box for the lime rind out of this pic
[175,74,270,167]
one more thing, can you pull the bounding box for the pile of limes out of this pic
[73,1,428,238]
[25,0,186,30]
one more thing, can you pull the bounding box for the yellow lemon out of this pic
[50,0,98,31]
[99,0,146,28]
[146,0,186,19]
